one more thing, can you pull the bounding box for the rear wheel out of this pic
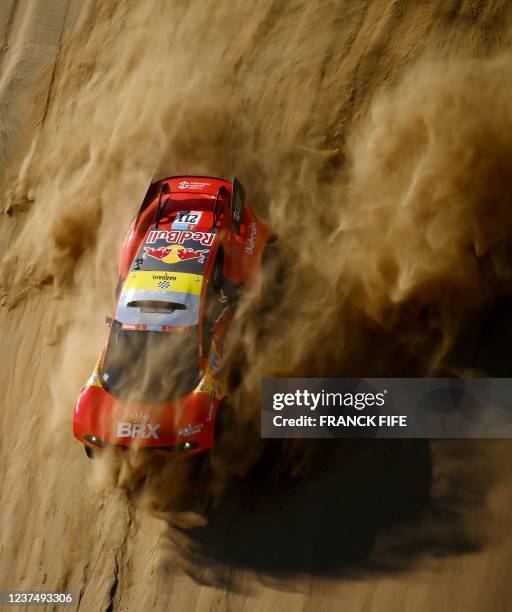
[260,240,284,309]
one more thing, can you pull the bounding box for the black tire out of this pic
[214,399,232,444]
[84,445,96,460]
[212,247,243,306]
[211,248,224,293]
[256,239,284,314]
[261,240,282,282]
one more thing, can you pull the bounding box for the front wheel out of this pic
[214,399,244,449]
[84,445,96,460]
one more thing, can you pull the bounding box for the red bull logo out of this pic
[143,246,173,260]
[146,229,214,246]
[144,244,209,264]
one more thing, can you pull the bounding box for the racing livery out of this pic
[73,176,275,457]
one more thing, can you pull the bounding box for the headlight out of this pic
[84,434,105,448]
[160,441,198,452]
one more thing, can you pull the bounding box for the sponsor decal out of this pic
[152,272,177,281]
[206,393,216,422]
[233,195,241,221]
[179,423,204,437]
[117,413,160,439]
[143,246,173,261]
[121,323,147,331]
[146,229,214,247]
[177,248,209,262]
[144,244,209,264]
[196,372,224,398]
[158,280,171,289]
[161,325,190,333]
[175,211,202,224]
[245,222,258,255]
[172,211,203,231]
[123,271,203,295]
[177,180,211,191]
[196,375,211,394]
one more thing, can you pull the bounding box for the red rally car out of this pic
[73,176,275,458]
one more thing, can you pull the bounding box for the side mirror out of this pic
[105,315,113,325]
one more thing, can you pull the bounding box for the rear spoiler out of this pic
[155,182,171,228]
[134,179,163,227]
[135,175,246,233]
[231,177,245,234]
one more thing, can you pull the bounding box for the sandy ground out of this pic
[2,1,512,610]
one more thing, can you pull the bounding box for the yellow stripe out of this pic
[123,271,204,295]
[86,368,103,388]
[86,357,103,388]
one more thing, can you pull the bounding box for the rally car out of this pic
[73,176,275,458]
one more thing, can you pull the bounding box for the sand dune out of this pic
[2,1,512,610]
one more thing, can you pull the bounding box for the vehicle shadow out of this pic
[164,438,434,585]
[153,433,502,593]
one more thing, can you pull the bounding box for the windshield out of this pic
[101,323,200,404]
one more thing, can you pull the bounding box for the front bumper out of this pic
[73,385,218,455]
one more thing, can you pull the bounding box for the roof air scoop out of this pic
[127,300,187,314]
